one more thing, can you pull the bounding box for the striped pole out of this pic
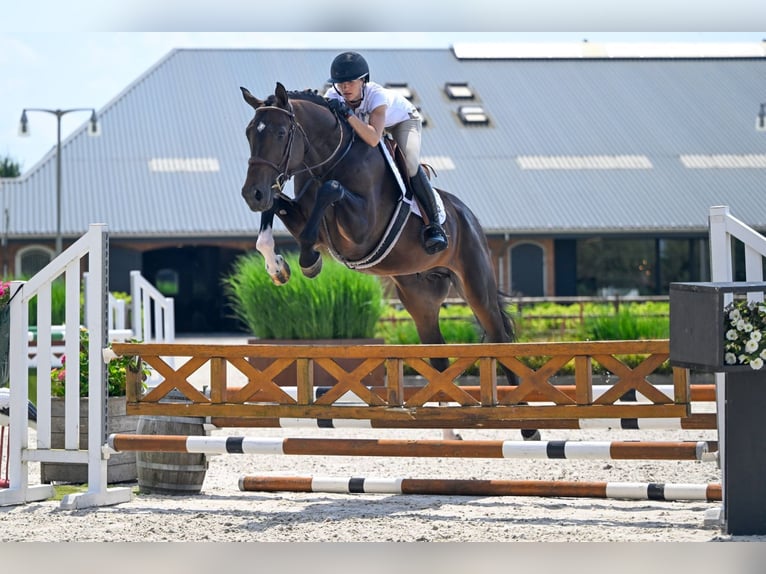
[209,413,717,431]
[234,384,716,404]
[108,434,716,461]
[238,475,723,502]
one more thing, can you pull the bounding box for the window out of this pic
[510,243,545,297]
[444,82,475,100]
[457,105,490,126]
[16,245,54,278]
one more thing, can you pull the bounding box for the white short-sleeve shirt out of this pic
[325,82,416,127]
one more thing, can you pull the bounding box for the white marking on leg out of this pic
[256,227,282,278]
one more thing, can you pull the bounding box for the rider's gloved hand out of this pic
[327,98,354,119]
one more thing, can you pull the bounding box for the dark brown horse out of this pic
[240,82,538,440]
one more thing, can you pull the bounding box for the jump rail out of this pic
[107,434,716,461]
[238,475,723,502]
[112,340,691,426]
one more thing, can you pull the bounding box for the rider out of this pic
[324,51,448,255]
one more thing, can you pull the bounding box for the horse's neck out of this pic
[296,102,350,173]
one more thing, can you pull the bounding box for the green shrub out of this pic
[376,304,481,344]
[223,252,385,340]
[583,308,669,340]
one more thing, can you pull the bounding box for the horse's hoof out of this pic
[521,429,541,441]
[270,270,290,285]
[267,256,291,285]
[300,252,322,278]
[270,259,291,285]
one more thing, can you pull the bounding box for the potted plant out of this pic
[723,298,766,370]
[41,327,149,484]
[223,252,386,386]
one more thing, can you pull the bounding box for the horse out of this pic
[240,82,539,441]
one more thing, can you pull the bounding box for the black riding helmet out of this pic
[329,51,370,83]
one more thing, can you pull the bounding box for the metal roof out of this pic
[4,46,766,241]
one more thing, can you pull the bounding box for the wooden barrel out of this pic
[136,415,208,495]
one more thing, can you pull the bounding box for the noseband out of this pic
[248,101,354,192]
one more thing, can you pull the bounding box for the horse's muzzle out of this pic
[241,185,274,212]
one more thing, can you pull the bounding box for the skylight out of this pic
[680,154,766,168]
[149,158,220,173]
[516,155,653,170]
[445,82,475,100]
[458,105,489,126]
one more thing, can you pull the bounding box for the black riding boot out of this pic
[410,166,448,254]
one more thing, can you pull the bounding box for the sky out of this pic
[1,1,765,172]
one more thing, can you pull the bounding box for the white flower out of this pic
[761,348,766,360]
[750,357,764,370]
[725,352,738,365]
[739,354,749,364]
[726,329,739,341]
[730,308,742,321]
[737,319,747,331]
[746,339,759,353]
[752,330,763,342]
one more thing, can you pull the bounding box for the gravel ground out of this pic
[0,422,750,543]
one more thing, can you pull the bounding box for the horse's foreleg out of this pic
[297,180,346,277]
[256,208,291,285]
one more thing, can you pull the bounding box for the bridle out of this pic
[247,100,355,193]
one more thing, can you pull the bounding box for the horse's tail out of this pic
[497,289,516,343]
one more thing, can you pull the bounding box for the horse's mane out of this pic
[265,88,331,109]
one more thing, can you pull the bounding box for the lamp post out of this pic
[18,108,100,254]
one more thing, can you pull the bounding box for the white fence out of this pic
[130,270,174,343]
[0,224,132,508]
[709,204,766,293]
[0,224,176,509]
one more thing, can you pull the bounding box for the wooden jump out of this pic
[107,435,717,461]
[238,475,723,502]
[112,340,698,427]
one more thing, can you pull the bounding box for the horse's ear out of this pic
[275,82,289,107]
[240,86,263,110]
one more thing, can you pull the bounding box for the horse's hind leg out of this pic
[392,273,464,441]
[456,266,541,441]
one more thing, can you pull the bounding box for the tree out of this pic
[0,155,21,178]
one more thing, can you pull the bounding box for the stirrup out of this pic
[422,225,448,254]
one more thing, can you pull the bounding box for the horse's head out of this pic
[240,82,305,212]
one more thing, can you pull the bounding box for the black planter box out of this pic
[669,281,766,372]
